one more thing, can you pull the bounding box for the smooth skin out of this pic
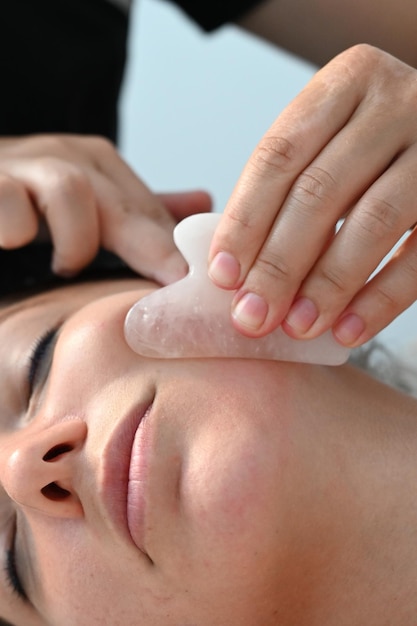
[1,278,417,625]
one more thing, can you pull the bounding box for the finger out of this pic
[224,90,409,337]
[208,46,374,292]
[86,139,212,281]
[84,139,190,282]
[17,159,100,275]
[208,49,416,338]
[85,136,177,231]
[0,173,38,248]
[332,227,417,346]
[283,144,417,339]
[156,190,212,220]
[91,172,189,285]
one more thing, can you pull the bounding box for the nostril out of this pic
[43,444,73,462]
[41,482,71,501]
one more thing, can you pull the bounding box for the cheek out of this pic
[167,429,289,625]
[183,429,268,536]
[177,384,293,572]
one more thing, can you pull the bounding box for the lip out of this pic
[100,396,155,555]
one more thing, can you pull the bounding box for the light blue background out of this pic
[119,0,416,352]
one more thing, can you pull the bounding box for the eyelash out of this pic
[27,327,58,400]
[4,542,27,602]
[5,327,59,602]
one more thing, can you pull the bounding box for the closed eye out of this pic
[4,541,27,602]
[27,327,59,401]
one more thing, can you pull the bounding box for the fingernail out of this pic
[333,313,365,346]
[232,292,268,330]
[285,297,318,334]
[209,252,241,288]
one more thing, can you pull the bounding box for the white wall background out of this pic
[119,0,416,353]
[119,0,315,211]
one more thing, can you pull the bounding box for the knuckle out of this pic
[86,135,116,156]
[339,44,382,76]
[255,250,292,283]
[38,159,91,201]
[290,166,337,210]
[354,197,403,242]
[401,245,417,280]
[325,45,382,92]
[223,205,253,232]
[252,134,298,178]
[373,283,397,310]
[61,169,91,199]
[345,43,381,66]
[103,197,140,233]
[113,197,136,220]
[316,264,347,295]
[209,205,254,256]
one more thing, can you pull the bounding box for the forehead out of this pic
[0,292,55,323]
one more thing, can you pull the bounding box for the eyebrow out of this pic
[0,301,32,325]
[0,300,34,326]
[0,294,53,326]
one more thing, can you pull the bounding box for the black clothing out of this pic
[164,0,263,32]
[1,0,128,143]
[0,0,263,143]
[0,244,133,298]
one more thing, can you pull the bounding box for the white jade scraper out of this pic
[124,213,350,365]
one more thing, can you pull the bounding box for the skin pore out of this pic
[0,277,417,625]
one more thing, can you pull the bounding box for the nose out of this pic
[1,419,87,518]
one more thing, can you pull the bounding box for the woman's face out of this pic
[0,278,323,626]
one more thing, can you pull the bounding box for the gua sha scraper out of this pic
[124,213,350,365]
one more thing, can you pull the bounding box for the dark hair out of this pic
[0,243,136,300]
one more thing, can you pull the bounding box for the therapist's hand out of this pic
[209,44,417,347]
[0,134,211,284]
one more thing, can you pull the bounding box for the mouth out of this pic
[100,394,155,556]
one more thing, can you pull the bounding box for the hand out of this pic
[209,44,417,347]
[0,134,211,284]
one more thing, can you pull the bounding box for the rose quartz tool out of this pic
[124,213,350,365]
